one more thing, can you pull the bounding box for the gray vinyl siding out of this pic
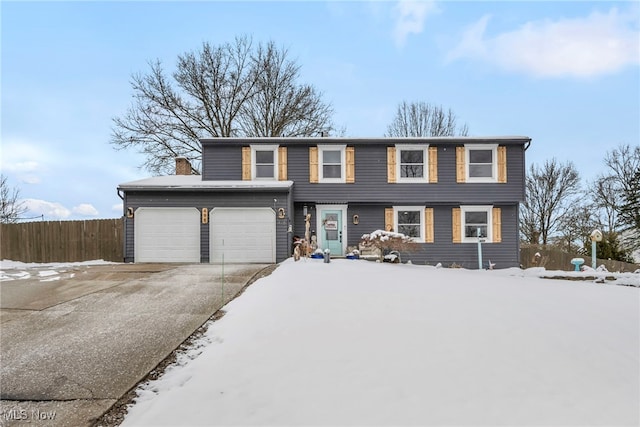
[202,145,242,180]
[203,141,526,203]
[122,190,291,263]
[292,203,520,268]
[288,143,525,204]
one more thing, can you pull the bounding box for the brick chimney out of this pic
[175,157,192,175]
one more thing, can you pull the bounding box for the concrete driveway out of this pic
[0,262,271,427]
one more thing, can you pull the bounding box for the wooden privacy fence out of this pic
[0,218,124,263]
[520,244,639,273]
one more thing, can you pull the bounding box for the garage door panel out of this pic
[135,208,200,263]
[210,208,275,263]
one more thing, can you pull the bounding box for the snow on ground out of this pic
[0,259,118,282]
[123,259,639,426]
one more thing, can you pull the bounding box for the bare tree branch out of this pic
[520,159,581,245]
[0,175,27,224]
[111,36,335,174]
[385,101,469,137]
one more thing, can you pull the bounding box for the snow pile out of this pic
[362,229,407,242]
[497,266,640,287]
[122,259,639,426]
[0,259,118,282]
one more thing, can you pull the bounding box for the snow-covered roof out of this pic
[118,175,294,191]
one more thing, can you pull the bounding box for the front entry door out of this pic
[321,209,343,256]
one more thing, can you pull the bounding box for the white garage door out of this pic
[135,207,200,263]
[210,208,275,263]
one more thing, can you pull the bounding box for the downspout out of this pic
[117,188,126,262]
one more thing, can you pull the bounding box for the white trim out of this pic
[315,204,348,254]
[250,144,279,180]
[393,206,425,242]
[318,144,346,183]
[395,144,429,183]
[465,144,498,183]
[460,205,493,243]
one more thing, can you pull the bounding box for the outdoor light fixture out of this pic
[278,208,286,219]
[353,214,359,225]
[126,207,134,218]
[303,205,308,217]
[201,208,208,224]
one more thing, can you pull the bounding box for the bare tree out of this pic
[603,144,640,252]
[590,175,620,233]
[555,202,599,254]
[385,101,469,137]
[0,175,27,224]
[520,159,581,245]
[238,41,334,137]
[111,36,334,175]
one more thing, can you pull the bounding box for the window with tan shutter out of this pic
[497,146,507,183]
[309,147,318,183]
[492,207,502,242]
[425,208,434,243]
[278,147,288,181]
[242,147,251,180]
[346,146,355,183]
[452,207,461,243]
[385,208,394,231]
[456,147,465,183]
[428,147,438,183]
[387,147,396,183]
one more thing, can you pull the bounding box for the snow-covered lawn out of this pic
[122,259,639,426]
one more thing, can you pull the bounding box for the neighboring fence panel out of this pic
[0,218,124,263]
[521,244,639,273]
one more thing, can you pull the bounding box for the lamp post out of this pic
[590,229,603,269]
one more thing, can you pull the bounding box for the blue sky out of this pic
[2,1,639,220]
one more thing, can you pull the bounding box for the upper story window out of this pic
[396,145,428,182]
[251,145,278,180]
[456,144,507,184]
[461,205,492,243]
[319,144,346,183]
[388,145,437,183]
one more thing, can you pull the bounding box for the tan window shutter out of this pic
[497,146,507,183]
[278,147,288,180]
[387,147,396,183]
[385,208,394,231]
[452,207,461,243]
[309,147,319,183]
[492,207,502,243]
[456,146,465,183]
[242,147,251,180]
[346,146,355,183]
[428,146,438,183]
[425,208,434,243]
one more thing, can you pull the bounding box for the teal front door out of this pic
[321,209,343,256]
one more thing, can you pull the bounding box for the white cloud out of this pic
[3,161,39,173]
[22,199,71,220]
[72,203,99,216]
[21,175,41,185]
[447,7,640,78]
[393,0,439,47]
[112,203,123,212]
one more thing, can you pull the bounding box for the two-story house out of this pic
[118,136,531,268]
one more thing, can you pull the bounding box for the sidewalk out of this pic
[0,263,270,427]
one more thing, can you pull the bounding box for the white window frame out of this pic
[460,205,493,243]
[394,206,425,242]
[251,144,279,180]
[465,144,498,183]
[318,144,346,183]
[396,144,429,183]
